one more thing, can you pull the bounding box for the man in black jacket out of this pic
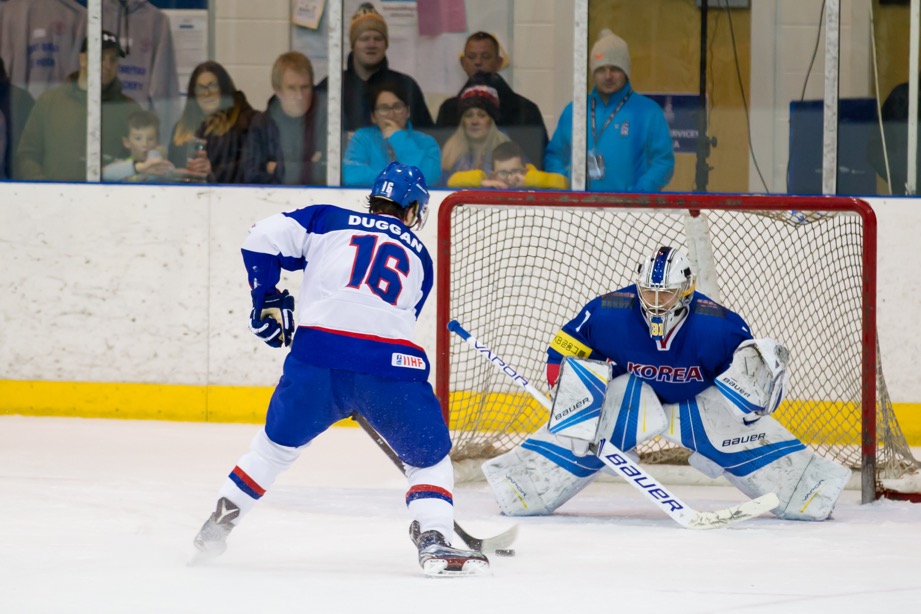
[435,32,548,168]
[316,3,433,138]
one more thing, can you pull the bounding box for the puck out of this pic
[493,548,515,557]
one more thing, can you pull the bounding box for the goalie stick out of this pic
[350,413,519,553]
[447,319,780,530]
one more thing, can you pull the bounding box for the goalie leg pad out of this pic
[481,425,604,516]
[600,374,669,453]
[724,452,851,521]
[661,387,849,520]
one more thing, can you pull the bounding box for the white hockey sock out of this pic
[217,429,304,522]
[405,456,454,542]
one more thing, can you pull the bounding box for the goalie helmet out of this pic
[370,162,431,230]
[635,246,696,341]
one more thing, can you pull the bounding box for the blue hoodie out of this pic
[544,83,674,192]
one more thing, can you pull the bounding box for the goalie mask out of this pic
[370,162,431,230]
[635,246,696,341]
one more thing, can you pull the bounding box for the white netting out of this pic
[439,195,918,495]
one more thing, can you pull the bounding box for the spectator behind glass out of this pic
[169,61,255,184]
[436,32,549,169]
[447,140,567,190]
[545,29,674,192]
[342,80,440,187]
[0,56,35,179]
[14,31,140,181]
[867,77,920,195]
[316,2,433,137]
[102,109,175,182]
[441,78,509,182]
[244,51,327,185]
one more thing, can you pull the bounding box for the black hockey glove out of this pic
[249,289,295,348]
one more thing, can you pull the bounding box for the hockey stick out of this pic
[350,412,518,553]
[448,319,780,530]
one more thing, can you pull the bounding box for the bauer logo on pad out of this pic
[392,353,426,369]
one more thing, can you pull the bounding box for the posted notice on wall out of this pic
[163,9,209,88]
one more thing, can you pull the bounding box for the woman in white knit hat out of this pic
[544,29,674,192]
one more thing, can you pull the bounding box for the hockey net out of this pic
[434,191,920,502]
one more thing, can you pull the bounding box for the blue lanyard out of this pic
[591,90,632,144]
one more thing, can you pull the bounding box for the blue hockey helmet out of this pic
[370,162,431,230]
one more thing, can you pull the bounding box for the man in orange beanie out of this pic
[317,2,433,137]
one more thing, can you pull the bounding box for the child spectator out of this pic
[168,61,255,184]
[440,78,509,182]
[102,110,174,182]
[342,80,440,186]
[447,141,567,189]
[15,31,140,181]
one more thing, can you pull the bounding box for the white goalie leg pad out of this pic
[725,452,851,521]
[599,374,669,453]
[217,428,305,521]
[481,425,604,516]
[482,373,668,516]
[660,387,849,520]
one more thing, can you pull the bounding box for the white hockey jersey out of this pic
[242,204,434,382]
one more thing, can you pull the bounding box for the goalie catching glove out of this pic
[249,289,295,348]
[715,338,789,421]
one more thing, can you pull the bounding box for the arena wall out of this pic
[0,183,917,442]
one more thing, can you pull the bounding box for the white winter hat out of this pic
[590,28,631,79]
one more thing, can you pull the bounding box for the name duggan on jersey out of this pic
[348,215,424,254]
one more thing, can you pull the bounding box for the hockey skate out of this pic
[191,497,239,562]
[410,521,489,577]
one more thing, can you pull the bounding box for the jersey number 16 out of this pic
[347,234,409,305]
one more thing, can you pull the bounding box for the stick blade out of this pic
[455,522,518,553]
[684,492,780,530]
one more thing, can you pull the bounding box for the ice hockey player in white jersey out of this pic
[193,162,488,576]
[482,246,851,521]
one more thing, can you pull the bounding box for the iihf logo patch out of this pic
[621,121,630,136]
[392,353,425,369]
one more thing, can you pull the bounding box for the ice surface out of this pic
[1,416,919,613]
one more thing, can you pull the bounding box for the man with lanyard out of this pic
[545,29,674,192]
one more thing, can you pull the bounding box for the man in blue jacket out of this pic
[544,29,674,192]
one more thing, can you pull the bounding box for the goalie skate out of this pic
[410,521,489,577]
[191,497,239,563]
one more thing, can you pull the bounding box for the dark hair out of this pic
[367,79,409,111]
[172,61,239,144]
[492,141,525,164]
[466,31,500,57]
[368,195,410,218]
[126,110,161,134]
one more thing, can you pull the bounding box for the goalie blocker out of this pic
[482,352,851,521]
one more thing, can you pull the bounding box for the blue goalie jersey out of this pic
[547,287,753,404]
[242,204,434,381]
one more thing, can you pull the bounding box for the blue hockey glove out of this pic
[249,289,295,348]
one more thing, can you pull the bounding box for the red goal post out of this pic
[435,190,920,503]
